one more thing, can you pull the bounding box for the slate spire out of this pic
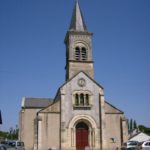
[69,0,87,31]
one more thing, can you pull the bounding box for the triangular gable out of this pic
[105,101,124,114]
[38,71,104,113]
[60,71,104,90]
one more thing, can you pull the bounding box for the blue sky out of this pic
[0,0,150,131]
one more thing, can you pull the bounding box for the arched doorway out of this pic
[76,122,89,150]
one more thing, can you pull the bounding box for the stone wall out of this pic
[38,113,60,150]
[19,108,40,150]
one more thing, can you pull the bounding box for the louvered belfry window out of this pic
[75,47,80,60]
[81,47,87,60]
[75,46,87,61]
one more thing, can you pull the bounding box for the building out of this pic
[19,1,128,150]
[129,130,150,142]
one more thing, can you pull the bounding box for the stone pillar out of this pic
[84,94,86,105]
[92,128,95,147]
[73,128,76,147]
[122,118,128,143]
[71,128,76,147]
[89,128,92,147]
[99,94,106,150]
[38,120,42,150]
[33,118,38,150]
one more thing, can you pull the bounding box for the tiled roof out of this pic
[22,97,53,108]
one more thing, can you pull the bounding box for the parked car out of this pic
[5,140,25,150]
[0,145,7,150]
[0,144,14,150]
[142,141,150,150]
[121,140,140,150]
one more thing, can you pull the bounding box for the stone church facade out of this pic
[19,1,128,150]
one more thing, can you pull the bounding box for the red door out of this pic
[76,123,89,150]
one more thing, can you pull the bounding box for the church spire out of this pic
[65,1,94,81]
[69,0,87,31]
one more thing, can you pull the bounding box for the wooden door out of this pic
[76,123,89,150]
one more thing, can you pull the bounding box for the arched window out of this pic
[73,92,91,107]
[74,46,87,61]
[75,94,79,105]
[81,47,87,60]
[85,94,89,105]
[80,94,84,105]
[75,47,80,60]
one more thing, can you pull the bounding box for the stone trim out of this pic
[68,114,97,129]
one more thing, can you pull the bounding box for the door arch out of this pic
[76,122,89,150]
[68,115,97,149]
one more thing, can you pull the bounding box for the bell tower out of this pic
[65,0,94,81]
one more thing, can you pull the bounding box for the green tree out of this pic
[138,125,145,132]
[138,125,150,135]
[133,120,137,129]
[128,119,130,130]
[0,125,19,140]
[129,119,133,131]
[0,131,9,139]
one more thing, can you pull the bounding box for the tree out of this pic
[1,125,19,140]
[138,125,150,135]
[0,131,9,139]
[128,119,138,131]
[128,119,130,130]
[129,119,133,131]
[133,120,137,129]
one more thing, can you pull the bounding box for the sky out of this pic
[0,0,150,131]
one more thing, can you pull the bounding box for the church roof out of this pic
[22,97,53,108]
[105,101,124,114]
[69,0,87,31]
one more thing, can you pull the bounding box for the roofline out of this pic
[105,100,124,114]
[22,107,47,109]
[38,100,55,113]
[60,71,104,90]
[21,97,53,109]
[22,97,53,101]
[129,131,150,140]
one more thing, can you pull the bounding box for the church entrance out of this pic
[76,122,89,150]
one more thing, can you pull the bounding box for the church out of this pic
[19,1,128,150]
